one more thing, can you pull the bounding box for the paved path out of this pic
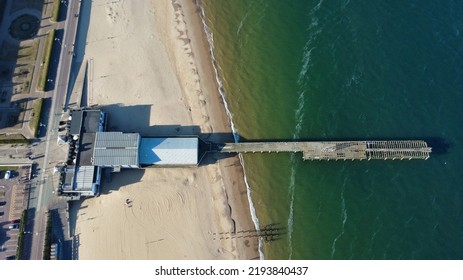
[28,0,82,260]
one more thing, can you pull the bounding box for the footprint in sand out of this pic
[180,38,191,45]
[176,192,185,204]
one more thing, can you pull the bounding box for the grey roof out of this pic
[82,110,103,133]
[78,132,96,166]
[69,110,103,135]
[61,166,97,195]
[139,137,198,166]
[94,132,140,148]
[69,111,83,135]
[93,132,140,166]
[62,168,75,191]
[74,166,96,191]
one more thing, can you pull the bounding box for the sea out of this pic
[199,0,463,259]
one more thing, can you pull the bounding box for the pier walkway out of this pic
[215,140,431,161]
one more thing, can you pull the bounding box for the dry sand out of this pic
[71,0,259,259]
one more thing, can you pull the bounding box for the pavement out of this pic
[26,0,81,260]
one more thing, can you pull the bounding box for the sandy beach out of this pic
[70,0,259,259]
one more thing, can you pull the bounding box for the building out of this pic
[58,108,209,199]
[93,132,141,169]
[59,109,105,198]
[139,137,200,167]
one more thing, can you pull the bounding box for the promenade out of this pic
[0,0,81,260]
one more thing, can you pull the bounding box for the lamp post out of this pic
[54,37,66,48]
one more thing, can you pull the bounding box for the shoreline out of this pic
[193,0,264,260]
[181,0,260,259]
[71,0,259,259]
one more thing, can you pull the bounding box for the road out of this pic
[26,0,82,260]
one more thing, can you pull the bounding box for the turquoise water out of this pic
[201,0,463,259]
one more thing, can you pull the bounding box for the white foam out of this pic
[237,0,265,36]
[287,44,311,258]
[311,0,324,14]
[330,178,348,258]
[298,47,314,84]
[196,0,264,260]
[287,163,297,260]
[287,88,305,259]
[237,9,250,36]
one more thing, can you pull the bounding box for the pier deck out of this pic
[215,140,431,161]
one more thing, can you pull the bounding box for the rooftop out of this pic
[69,110,103,135]
[139,137,198,166]
[92,132,140,167]
[78,132,96,166]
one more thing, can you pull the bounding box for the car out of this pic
[4,170,11,179]
[8,223,19,230]
[5,255,15,260]
[0,200,6,206]
[0,212,4,216]
[10,219,20,224]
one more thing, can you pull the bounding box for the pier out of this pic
[215,140,431,161]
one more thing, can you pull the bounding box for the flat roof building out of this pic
[59,109,105,198]
[93,132,140,168]
[139,137,199,166]
[58,109,206,199]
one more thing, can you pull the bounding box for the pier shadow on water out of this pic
[421,137,450,155]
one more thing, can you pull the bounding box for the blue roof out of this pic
[139,137,198,166]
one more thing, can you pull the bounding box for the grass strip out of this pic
[15,210,27,260]
[37,29,56,92]
[0,166,19,172]
[0,134,29,144]
[51,0,61,22]
[29,98,44,138]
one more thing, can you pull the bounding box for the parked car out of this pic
[0,212,4,216]
[4,170,11,179]
[5,255,15,260]
[0,200,6,206]
[8,223,19,230]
